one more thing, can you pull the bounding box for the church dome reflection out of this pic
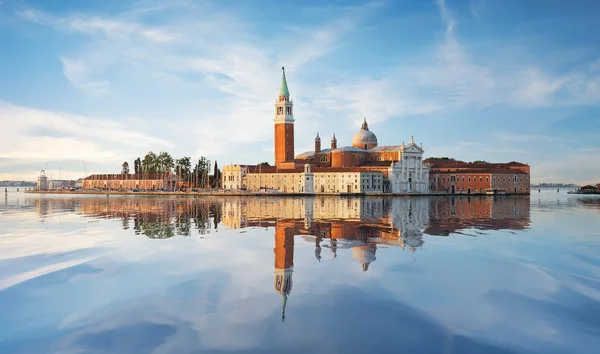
[352,243,377,272]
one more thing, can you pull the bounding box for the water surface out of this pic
[1,188,599,353]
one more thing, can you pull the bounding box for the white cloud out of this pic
[0,101,172,166]
[61,58,111,96]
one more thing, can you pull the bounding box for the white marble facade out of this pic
[387,140,429,193]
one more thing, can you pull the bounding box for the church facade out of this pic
[222,68,429,194]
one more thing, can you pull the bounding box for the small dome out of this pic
[352,118,378,149]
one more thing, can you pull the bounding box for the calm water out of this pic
[1,188,599,354]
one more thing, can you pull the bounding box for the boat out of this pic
[485,188,506,195]
[567,185,600,195]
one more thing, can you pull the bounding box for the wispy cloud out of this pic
[60,58,111,96]
[0,101,172,162]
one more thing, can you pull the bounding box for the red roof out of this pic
[358,161,394,167]
[431,168,529,175]
[85,174,175,180]
[429,162,528,169]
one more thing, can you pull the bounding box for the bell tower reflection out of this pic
[274,222,294,322]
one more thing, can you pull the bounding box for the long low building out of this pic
[243,165,384,193]
[83,173,178,191]
[427,161,530,195]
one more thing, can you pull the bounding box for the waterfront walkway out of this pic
[23,190,525,197]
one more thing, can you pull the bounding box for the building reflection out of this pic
[220,196,529,321]
[28,195,531,321]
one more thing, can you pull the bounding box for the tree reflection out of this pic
[32,195,532,244]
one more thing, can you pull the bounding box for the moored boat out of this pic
[567,185,600,194]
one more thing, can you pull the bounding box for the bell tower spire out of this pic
[274,67,295,167]
[280,66,290,97]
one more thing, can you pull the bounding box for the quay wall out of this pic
[23,190,531,197]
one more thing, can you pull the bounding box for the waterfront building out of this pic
[427,160,530,195]
[82,173,178,191]
[36,170,49,191]
[49,179,76,190]
[223,68,430,194]
[221,164,253,190]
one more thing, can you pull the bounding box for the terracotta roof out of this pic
[429,162,528,169]
[369,145,404,152]
[431,168,529,175]
[85,174,176,180]
[358,161,394,167]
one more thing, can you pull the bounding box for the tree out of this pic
[121,161,130,175]
[193,157,211,189]
[258,162,271,167]
[156,151,174,173]
[134,158,142,174]
[142,152,158,173]
[212,161,220,188]
[471,160,489,164]
[175,157,192,179]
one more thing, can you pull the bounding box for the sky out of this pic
[0,0,599,183]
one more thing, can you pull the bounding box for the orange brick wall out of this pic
[491,174,530,194]
[430,172,530,194]
[275,123,294,166]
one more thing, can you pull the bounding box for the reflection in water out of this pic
[30,195,531,247]
[7,192,600,353]
[28,195,532,321]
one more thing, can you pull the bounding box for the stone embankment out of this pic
[23,190,516,197]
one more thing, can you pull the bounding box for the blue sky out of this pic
[0,0,599,183]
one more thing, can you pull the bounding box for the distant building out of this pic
[36,170,49,191]
[49,179,76,190]
[83,173,178,191]
[427,160,530,195]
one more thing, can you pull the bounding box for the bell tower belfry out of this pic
[274,67,295,167]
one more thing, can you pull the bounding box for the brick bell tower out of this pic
[274,67,295,167]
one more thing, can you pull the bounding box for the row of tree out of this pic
[121,151,221,189]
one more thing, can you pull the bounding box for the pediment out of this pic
[404,143,424,153]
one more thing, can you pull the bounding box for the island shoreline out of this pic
[23,190,530,197]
